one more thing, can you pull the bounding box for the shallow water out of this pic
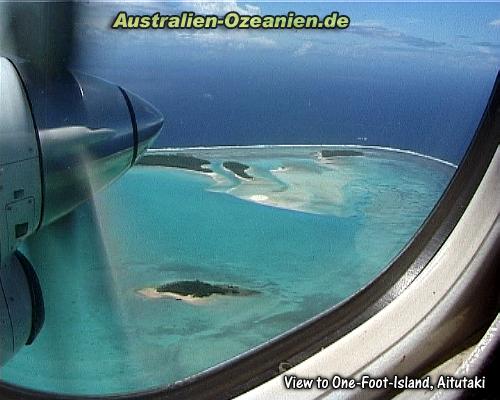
[1,146,454,395]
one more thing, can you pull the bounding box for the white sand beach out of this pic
[137,288,213,305]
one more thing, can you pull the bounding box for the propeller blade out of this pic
[1,1,76,76]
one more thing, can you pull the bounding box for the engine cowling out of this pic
[0,56,164,365]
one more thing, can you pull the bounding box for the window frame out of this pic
[0,73,498,400]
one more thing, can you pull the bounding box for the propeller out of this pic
[0,0,164,374]
[3,1,76,76]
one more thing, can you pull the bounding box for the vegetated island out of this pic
[137,154,213,173]
[320,149,364,158]
[137,280,260,304]
[222,161,254,180]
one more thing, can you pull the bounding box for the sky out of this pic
[75,1,500,71]
[75,1,500,70]
[19,1,500,163]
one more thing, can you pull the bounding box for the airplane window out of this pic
[0,1,498,397]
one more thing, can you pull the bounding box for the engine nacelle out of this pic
[0,56,163,365]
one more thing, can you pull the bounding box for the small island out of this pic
[222,161,254,180]
[137,154,213,173]
[320,149,364,158]
[137,280,260,304]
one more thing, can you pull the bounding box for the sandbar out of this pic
[137,288,212,305]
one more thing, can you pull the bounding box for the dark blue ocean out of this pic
[73,33,497,166]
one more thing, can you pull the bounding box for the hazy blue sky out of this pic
[73,1,499,163]
[77,1,499,71]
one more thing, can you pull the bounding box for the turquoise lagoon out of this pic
[1,146,455,395]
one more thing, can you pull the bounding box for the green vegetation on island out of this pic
[320,149,364,158]
[156,280,259,298]
[138,154,213,173]
[223,161,254,180]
